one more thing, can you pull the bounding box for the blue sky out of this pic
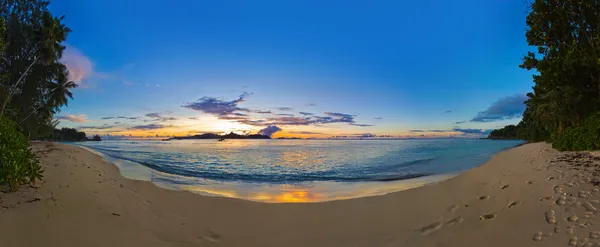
[49,0,534,138]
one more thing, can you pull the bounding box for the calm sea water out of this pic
[75,139,522,202]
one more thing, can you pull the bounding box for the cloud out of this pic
[350,123,374,127]
[409,130,425,133]
[288,131,324,135]
[181,93,372,127]
[145,113,161,118]
[452,128,493,135]
[61,46,93,85]
[454,121,467,124]
[77,125,114,130]
[307,103,317,107]
[258,125,282,137]
[471,94,527,122]
[56,114,88,123]
[374,117,383,120]
[443,110,452,114]
[182,92,251,116]
[265,116,314,126]
[254,110,272,114]
[129,124,168,130]
[145,113,178,121]
[189,117,199,120]
[277,107,293,111]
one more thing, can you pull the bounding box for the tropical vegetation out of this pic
[0,0,79,190]
[490,0,600,151]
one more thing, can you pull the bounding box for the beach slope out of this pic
[0,142,596,247]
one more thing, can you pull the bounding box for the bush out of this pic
[0,117,43,190]
[552,112,600,151]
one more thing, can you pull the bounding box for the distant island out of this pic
[169,132,271,140]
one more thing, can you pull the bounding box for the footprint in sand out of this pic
[527,181,535,185]
[555,226,561,233]
[569,237,578,246]
[590,231,600,239]
[480,213,496,220]
[508,201,522,208]
[419,221,443,235]
[447,205,459,213]
[555,186,564,194]
[478,196,489,200]
[557,196,567,206]
[540,196,553,201]
[545,210,556,224]
[501,185,509,190]
[445,216,464,226]
[200,230,221,243]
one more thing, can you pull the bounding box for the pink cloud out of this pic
[61,46,93,85]
[56,114,88,123]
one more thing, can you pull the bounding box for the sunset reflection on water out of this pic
[175,174,454,203]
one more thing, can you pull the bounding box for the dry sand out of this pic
[1,142,598,246]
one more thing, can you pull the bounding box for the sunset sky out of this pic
[48,0,534,138]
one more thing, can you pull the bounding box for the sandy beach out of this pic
[1,142,598,246]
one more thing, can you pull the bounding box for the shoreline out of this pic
[1,141,596,246]
[68,140,521,203]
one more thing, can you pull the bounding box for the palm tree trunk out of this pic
[0,56,38,118]
[18,86,59,125]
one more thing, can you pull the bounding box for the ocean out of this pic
[75,138,523,202]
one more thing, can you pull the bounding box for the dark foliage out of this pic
[49,127,87,141]
[0,117,43,190]
[503,1,600,150]
[552,112,600,151]
[488,125,519,139]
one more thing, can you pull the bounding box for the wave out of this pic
[85,145,435,183]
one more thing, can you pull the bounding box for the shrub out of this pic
[0,117,43,190]
[552,112,600,151]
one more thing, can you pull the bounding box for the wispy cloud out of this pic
[288,131,324,135]
[471,94,527,122]
[374,117,383,120]
[78,125,114,130]
[145,113,178,121]
[277,107,293,111]
[299,112,314,116]
[443,110,452,114]
[275,113,295,117]
[350,123,374,127]
[254,110,272,114]
[452,128,492,135]
[102,116,139,120]
[56,114,88,123]
[129,124,168,130]
[454,121,467,124]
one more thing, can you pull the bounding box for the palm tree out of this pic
[18,66,77,124]
[1,11,71,117]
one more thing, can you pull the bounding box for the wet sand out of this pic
[0,142,597,246]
